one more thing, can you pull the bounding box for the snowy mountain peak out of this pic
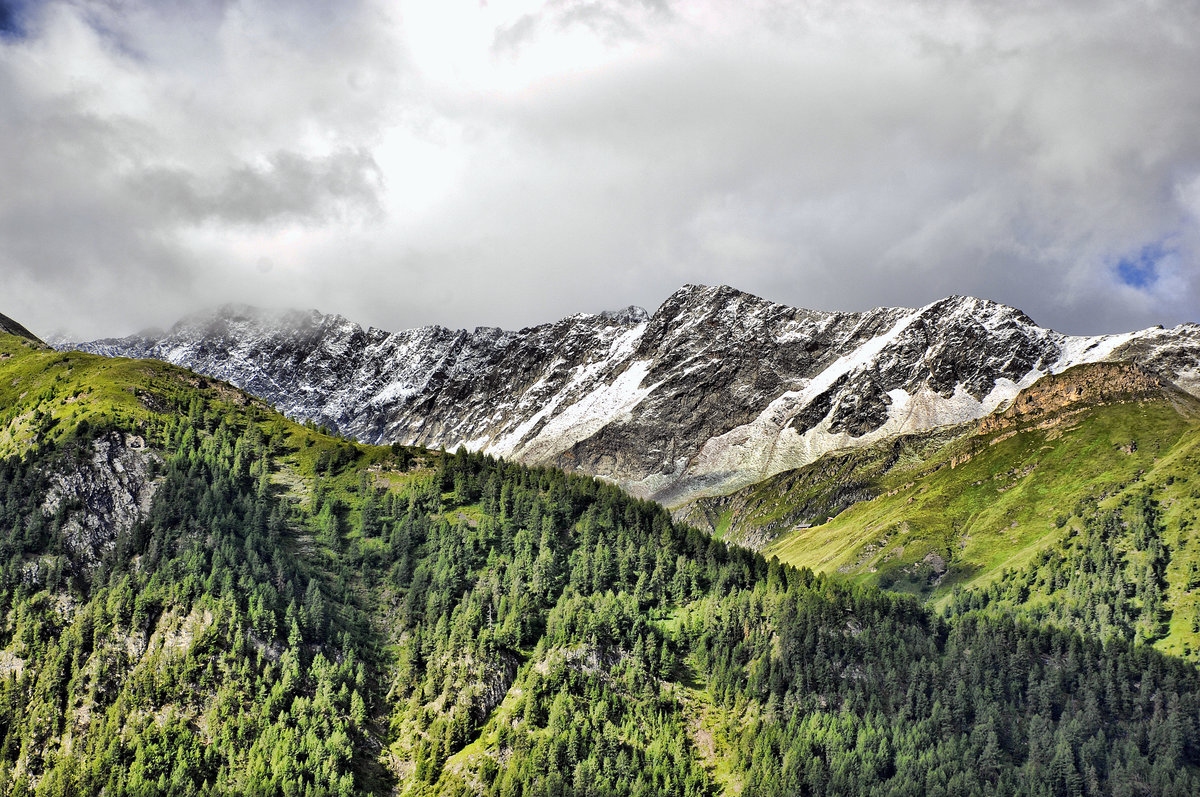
[62,288,1200,507]
[917,294,1034,324]
[656,283,788,316]
[598,305,650,325]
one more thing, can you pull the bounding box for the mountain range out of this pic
[6,308,1200,796]
[64,285,1200,508]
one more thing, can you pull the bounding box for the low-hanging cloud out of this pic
[1,0,1198,340]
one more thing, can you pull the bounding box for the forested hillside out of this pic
[1,329,1199,796]
[678,364,1200,662]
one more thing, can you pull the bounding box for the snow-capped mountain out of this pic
[63,285,1200,506]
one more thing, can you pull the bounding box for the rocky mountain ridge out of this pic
[62,285,1200,506]
[674,361,1200,549]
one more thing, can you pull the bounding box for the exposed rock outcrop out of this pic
[977,362,1198,435]
[41,432,162,568]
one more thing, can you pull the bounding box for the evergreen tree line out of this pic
[947,490,1181,648]
[0,398,369,795]
[0,385,1195,795]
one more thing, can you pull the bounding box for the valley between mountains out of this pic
[0,286,1195,796]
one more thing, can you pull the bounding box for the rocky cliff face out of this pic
[63,286,1200,506]
[976,361,1199,436]
[41,432,161,568]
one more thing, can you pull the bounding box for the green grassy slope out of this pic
[740,364,1200,660]
[674,427,967,548]
[2,333,1200,796]
[0,331,409,510]
[767,400,1194,584]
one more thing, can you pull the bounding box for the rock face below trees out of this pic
[64,285,1200,506]
[41,432,161,568]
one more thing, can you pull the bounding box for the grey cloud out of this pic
[493,0,671,57]
[0,0,403,337]
[551,1,662,43]
[492,14,541,57]
[437,0,1200,333]
[2,0,1199,341]
[131,148,383,226]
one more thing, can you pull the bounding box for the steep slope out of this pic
[0,313,43,345]
[63,287,1200,507]
[673,426,966,550]
[8,319,1200,796]
[731,363,1200,660]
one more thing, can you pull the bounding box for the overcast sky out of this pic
[2,0,1199,339]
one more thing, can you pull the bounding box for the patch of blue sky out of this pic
[1116,241,1172,290]
[0,0,37,39]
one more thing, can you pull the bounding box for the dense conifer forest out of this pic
[0,334,1198,795]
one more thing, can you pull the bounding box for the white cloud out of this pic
[1,0,1198,339]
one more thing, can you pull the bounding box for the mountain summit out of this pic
[63,286,1200,506]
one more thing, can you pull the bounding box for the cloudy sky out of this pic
[2,0,1199,339]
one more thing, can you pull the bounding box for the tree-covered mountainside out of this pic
[681,363,1200,661]
[2,329,1200,796]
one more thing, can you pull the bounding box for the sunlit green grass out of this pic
[761,395,1200,657]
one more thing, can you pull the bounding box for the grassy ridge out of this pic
[755,385,1200,659]
[0,333,423,510]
